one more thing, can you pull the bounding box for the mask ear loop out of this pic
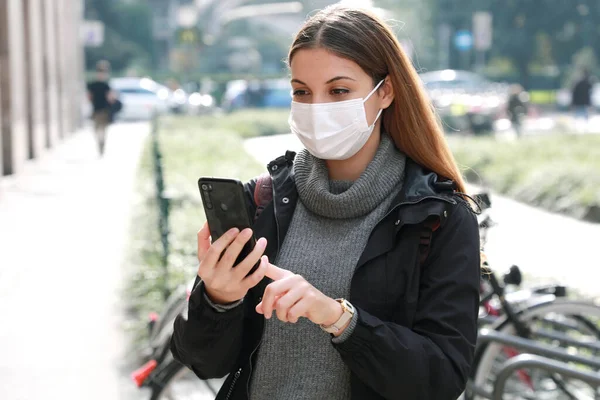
[368,109,384,129]
[363,79,386,103]
[364,79,386,128]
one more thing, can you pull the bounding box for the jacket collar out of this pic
[264,152,458,274]
[396,158,457,203]
[266,152,456,207]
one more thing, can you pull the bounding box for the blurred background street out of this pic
[0,122,149,399]
[1,0,599,399]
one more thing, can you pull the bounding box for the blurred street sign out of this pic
[473,12,493,51]
[81,20,104,47]
[454,30,473,52]
[176,27,201,45]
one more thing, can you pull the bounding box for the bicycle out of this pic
[466,193,600,399]
[131,281,224,399]
[466,253,600,399]
[467,296,600,399]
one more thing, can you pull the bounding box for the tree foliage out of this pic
[435,0,600,87]
[84,0,154,72]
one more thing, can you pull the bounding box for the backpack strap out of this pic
[253,173,273,222]
[253,151,295,222]
[418,216,441,266]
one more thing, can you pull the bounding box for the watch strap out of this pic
[320,299,355,334]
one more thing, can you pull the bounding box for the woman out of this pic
[171,5,480,400]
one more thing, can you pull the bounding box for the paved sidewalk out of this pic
[0,122,149,399]
[245,134,600,299]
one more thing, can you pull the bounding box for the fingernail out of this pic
[229,228,239,236]
[257,238,267,248]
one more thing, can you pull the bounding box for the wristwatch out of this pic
[320,299,355,334]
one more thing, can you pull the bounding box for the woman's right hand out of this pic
[197,222,269,305]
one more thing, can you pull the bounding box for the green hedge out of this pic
[124,115,264,350]
[203,109,290,138]
[449,135,600,222]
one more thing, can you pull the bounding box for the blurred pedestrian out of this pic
[87,60,116,156]
[171,4,480,400]
[507,84,529,137]
[571,68,593,123]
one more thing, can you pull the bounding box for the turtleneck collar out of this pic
[293,134,407,219]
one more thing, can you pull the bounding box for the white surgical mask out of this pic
[289,80,385,160]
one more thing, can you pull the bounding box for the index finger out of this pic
[265,263,294,281]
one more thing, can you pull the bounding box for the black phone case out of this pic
[198,177,259,274]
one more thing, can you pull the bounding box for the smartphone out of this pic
[198,177,260,275]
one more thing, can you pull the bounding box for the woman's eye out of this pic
[292,89,308,96]
[331,88,350,96]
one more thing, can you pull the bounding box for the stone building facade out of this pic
[0,0,84,177]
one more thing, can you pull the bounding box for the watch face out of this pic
[341,300,354,314]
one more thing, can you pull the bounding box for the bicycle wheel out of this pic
[149,360,225,400]
[149,285,189,344]
[470,300,600,400]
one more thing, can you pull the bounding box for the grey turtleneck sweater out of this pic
[249,134,407,399]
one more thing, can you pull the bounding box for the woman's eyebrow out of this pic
[291,76,356,85]
[325,76,356,84]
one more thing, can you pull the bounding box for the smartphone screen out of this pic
[198,177,259,274]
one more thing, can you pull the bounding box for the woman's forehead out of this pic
[290,48,366,82]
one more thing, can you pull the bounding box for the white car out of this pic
[110,77,169,121]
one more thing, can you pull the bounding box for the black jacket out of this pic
[572,77,592,107]
[171,152,481,400]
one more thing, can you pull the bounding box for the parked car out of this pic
[262,79,293,108]
[420,70,509,134]
[221,79,292,112]
[187,92,217,115]
[110,77,169,121]
[165,88,189,114]
[221,79,249,111]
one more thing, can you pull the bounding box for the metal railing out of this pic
[477,329,600,369]
[151,114,171,301]
[468,329,600,399]
[492,354,600,400]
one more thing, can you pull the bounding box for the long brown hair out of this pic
[288,5,468,195]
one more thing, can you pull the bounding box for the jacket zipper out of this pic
[245,337,263,397]
[244,169,275,396]
[225,368,242,400]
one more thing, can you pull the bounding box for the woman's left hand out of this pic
[256,263,343,328]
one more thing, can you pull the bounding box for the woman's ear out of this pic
[379,76,395,109]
